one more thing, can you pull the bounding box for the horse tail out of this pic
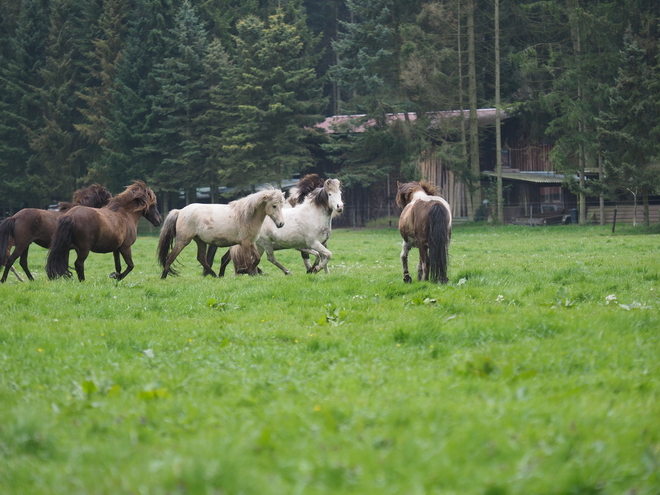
[157,210,179,274]
[428,203,451,284]
[0,217,15,266]
[46,216,74,279]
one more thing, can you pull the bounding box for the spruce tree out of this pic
[148,0,210,198]
[75,0,127,187]
[104,0,175,192]
[0,0,50,207]
[27,0,92,202]
[599,29,659,226]
[222,9,326,188]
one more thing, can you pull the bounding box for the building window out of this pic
[540,186,562,203]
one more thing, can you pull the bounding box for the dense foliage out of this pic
[0,0,659,208]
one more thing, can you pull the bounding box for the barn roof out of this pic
[482,171,565,184]
[316,108,509,134]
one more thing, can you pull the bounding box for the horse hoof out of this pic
[109,272,119,279]
[403,274,412,284]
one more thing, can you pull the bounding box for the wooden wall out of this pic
[417,151,469,218]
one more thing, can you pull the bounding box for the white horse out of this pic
[157,188,286,278]
[212,178,343,275]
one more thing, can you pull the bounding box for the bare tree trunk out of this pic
[467,0,480,221]
[494,0,503,223]
[598,154,604,225]
[569,0,586,225]
[457,0,468,181]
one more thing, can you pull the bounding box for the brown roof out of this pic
[482,171,565,184]
[316,108,509,134]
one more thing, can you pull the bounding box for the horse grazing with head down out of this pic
[46,181,161,281]
[157,188,286,278]
[0,184,112,283]
[396,180,452,284]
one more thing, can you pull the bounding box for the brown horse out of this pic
[46,181,161,282]
[396,180,452,284]
[0,184,112,283]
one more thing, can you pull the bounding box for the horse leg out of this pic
[18,248,33,281]
[418,242,429,281]
[204,244,218,276]
[113,247,135,281]
[193,239,216,277]
[300,250,313,271]
[264,245,291,275]
[109,251,123,279]
[307,241,332,274]
[74,249,89,282]
[1,245,23,283]
[160,238,191,279]
[219,249,231,277]
[400,241,413,283]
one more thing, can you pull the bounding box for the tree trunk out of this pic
[494,0,503,223]
[467,0,480,221]
[598,154,604,225]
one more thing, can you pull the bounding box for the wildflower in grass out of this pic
[37,348,43,352]
[605,294,617,305]
[495,295,504,303]
[314,405,322,412]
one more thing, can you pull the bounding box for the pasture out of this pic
[1,224,659,494]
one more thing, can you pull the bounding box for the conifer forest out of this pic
[0,0,658,212]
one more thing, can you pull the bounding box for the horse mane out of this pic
[73,183,112,208]
[230,188,284,226]
[58,202,74,212]
[288,174,325,206]
[106,180,156,213]
[395,180,439,208]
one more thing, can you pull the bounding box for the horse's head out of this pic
[264,190,286,228]
[324,178,344,215]
[118,181,162,227]
[396,181,437,208]
[144,201,163,227]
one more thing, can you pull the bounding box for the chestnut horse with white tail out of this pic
[396,180,451,284]
[157,188,286,278]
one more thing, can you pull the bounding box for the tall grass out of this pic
[1,225,659,494]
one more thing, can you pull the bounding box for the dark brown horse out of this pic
[0,184,112,283]
[46,181,161,282]
[396,180,452,284]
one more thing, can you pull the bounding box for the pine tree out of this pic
[148,0,210,197]
[221,9,326,188]
[27,0,93,202]
[103,0,175,192]
[199,37,238,202]
[0,0,50,207]
[599,29,659,226]
[75,0,127,186]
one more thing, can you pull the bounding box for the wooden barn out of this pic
[318,109,578,225]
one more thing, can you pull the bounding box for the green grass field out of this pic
[1,224,659,494]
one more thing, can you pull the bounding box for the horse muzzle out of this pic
[275,220,284,228]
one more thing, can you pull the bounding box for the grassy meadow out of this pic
[1,224,659,494]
